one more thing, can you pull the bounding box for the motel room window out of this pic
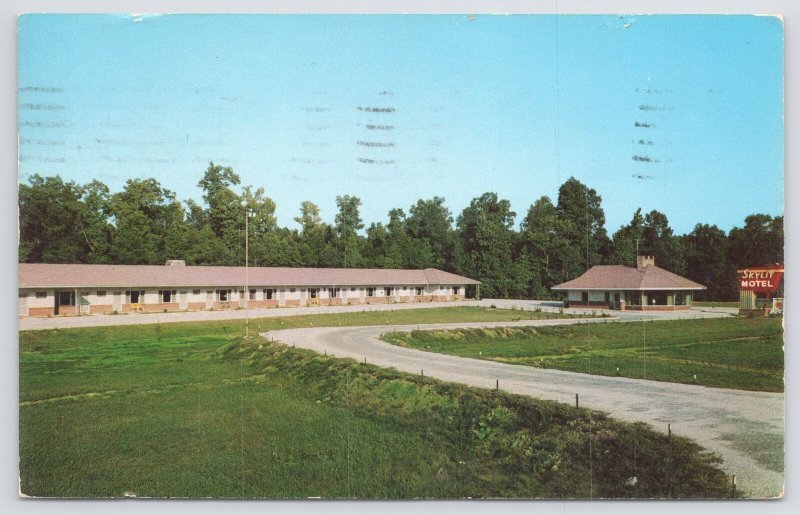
[604,292,610,303]
[126,290,144,304]
[328,288,340,298]
[193,289,201,295]
[97,290,107,298]
[264,289,275,300]
[58,291,76,306]
[309,288,319,299]
[452,286,459,295]
[216,289,231,302]
[159,289,177,303]
[36,291,47,299]
[289,288,296,293]
[350,287,355,292]
[676,292,687,306]
[19,292,27,298]
[385,287,393,297]
[416,287,424,296]
[249,289,257,300]
[367,287,375,297]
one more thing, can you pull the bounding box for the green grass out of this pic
[19,307,733,498]
[693,301,739,308]
[383,318,784,392]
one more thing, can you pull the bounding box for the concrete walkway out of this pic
[264,317,784,498]
[18,298,731,331]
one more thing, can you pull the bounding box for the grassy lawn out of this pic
[383,317,784,392]
[20,307,732,498]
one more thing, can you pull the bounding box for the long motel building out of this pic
[18,260,480,317]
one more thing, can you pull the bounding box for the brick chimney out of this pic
[636,255,655,269]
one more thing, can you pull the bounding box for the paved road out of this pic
[265,317,784,498]
[18,298,731,331]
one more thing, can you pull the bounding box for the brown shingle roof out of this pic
[551,265,705,291]
[18,263,480,289]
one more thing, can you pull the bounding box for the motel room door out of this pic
[179,290,188,310]
[614,293,621,309]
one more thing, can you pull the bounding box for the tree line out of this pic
[18,162,783,300]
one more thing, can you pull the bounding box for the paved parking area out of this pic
[18,298,731,331]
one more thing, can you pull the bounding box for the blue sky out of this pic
[17,14,783,234]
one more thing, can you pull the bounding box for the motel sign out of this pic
[738,265,784,293]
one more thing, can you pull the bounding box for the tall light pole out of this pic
[244,205,249,310]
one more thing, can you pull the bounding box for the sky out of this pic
[17,14,784,235]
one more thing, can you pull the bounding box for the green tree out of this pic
[334,195,365,267]
[727,214,784,269]
[640,210,686,274]
[610,208,646,267]
[406,197,455,270]
[456,192,516,298]
[108,178,185,264]
[683,224,734,300]
[519,196,578,298]
[556,177,611,276]
[18,175,104,263]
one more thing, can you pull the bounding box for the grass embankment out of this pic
[20,307,731,498]
[383,318,784,392]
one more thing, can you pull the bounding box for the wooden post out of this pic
[495,379,499,391]
[575,393,579,408]
[732,475,737,498]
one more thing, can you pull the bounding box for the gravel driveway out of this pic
[265,317,784,498]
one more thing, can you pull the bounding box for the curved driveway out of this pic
[265,317,784,498]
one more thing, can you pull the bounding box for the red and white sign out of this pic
[737,265,784,293]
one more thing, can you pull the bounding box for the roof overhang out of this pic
[552,286,706,291]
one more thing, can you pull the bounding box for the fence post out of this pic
[496,380,499,391]
[732,475,737,498]
[575,393,579,408]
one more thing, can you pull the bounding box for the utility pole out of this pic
[244,207,249,310]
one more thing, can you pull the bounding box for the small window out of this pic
[385,287,393,297]
[36,291,47,299]
[367,287,375,297]
[264,289,275,300]
[309,288,318,299]
[350,287,356,292]
[249,289,257,300]
[289,288,296,293]
[193,289,201,295]
[416,287,424,296]
[19,292,27,298]
[452,286,459,295]
[97,290,107,298]
[604,292,611,302]
[328,287,340,298]
[216,289,230,302]
[159,289,177,303]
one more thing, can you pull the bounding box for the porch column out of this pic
[476,284,481,300]
[75,289,79,315]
